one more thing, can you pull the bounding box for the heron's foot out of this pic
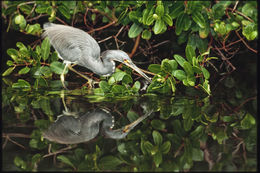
[85,78,99,89]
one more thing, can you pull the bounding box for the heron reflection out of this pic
[43,108,152,144]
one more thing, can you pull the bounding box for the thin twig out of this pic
[235,30,257,53]
[88,21,116,34]
[43,145,75,158]
[129,34,140,58]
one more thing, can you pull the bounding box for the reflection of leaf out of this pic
[98,155,123,170]
[192,148,204,161]
[57,155,75,169]
[153,152,162,168]
[153,130,163,146]
[151,119,166,130]
[241,113,256,129]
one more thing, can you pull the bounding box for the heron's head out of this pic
[104,50,152,83]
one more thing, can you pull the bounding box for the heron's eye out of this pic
[123,59,129,63]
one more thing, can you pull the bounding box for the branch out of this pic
[235,30,257,53]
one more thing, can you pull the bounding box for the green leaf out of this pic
[57,155,75,169]
[192,11,206,28]
[132,81,141,92]
[161,141,171,154]
[141,29,152,40]
[146,14,155,25]
[113,71,126,82]
[162,14,173,26]
[241,113,256,129]
[144,141,154,153]
[41,38,50,61]
[18,66,30,75]
[169,2,185,19]
[7,48,19,62]
[183,116,193,131]
[201,67,210,79]
[128,23,143,38]
[12,79,31,89]
[183,62,194,76]
[172,119,185,137]
[15,14,25,24]
[161,59,172,72]
[155,4,164,17]
[99,155,123,170]
[58,4,71,19]
[2,67,15,76]
[168,60,178,71]
[154,19,165,34]
[173,70,187,81]
[153,152,162,168]
[153,130,163,146]
[108,76,116,85]
[175,12,185,35]
[192,148,204,161]
[148,64,161,73]
[127,110,139,122]
[173,54,186,67]
[35,4,49,13]
[185,45,196,63]
[99,81,111,92]
[50,61,68,75]
[151,119,166,130]
[111,85,126,94]
[183,13,192,31]
[190,125,204,140]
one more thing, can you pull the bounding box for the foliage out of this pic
[2,1,257,95]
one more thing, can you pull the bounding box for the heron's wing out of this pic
[42,23,101,65]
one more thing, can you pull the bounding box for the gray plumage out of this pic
[42,23,151,81]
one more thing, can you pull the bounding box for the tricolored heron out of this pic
[42,23,152,89]
[43,108,152,144]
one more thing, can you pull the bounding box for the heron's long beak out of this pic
[123,60,152,83]
[122,110,153,133]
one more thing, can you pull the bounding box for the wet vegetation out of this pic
[2,1,257,171]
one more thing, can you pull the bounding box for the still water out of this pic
[2,88,256,171]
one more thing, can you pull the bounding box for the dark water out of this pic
[2,87,257,171]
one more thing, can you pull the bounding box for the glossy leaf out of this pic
[175,12,185,35]
[141,29,152,40]
[201,67,210,79]
[58,4,71,19]
[18,66,30,75]
[173,54,186,67]
[2,67,15,76]
[169,2,184,19]
[50,61,68,75]
[146,14,155,25]
[7,48,19,62]
[153,19,165,34]
[148,64,161,73]
[132,81,141,92]
[192,11,206,28]
[183,13,192,31]
[41,38,50,61]
[99,81,111,92]
[183,62,194,76]
[185,45,196,63]
[155,4,164,17]
[192,148,204,161]
[128,23,143,38]
[173,70,187,81]
[162,14,173,26]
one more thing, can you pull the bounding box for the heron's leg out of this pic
[61,63,69,90]
[67,64,98,88]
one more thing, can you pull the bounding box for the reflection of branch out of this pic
[200,141,214,170]
[2,133,30,149]
[235,30,257,53]
[43,145,75,158]
[234,96,256,112]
